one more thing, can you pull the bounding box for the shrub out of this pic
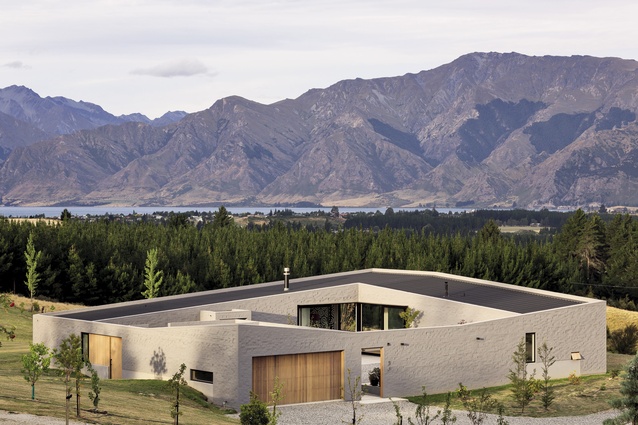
[568,372,581,386]
[240,392,270,425]
[609,324,638,354]
[368,367,380,386]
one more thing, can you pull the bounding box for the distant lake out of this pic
[0,206,467,218]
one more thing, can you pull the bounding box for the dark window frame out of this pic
[190,369,213,384]
[525,332,536,363]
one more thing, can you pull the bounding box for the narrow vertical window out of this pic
[81,333,89,362]
[525,333,536,363]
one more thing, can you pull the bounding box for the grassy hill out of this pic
[0,294,238,424]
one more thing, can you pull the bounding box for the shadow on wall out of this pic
[150,347,168,379]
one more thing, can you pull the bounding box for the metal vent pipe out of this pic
[283,267,290,291]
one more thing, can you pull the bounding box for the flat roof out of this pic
[59,269,584,321]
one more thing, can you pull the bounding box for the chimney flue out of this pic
[283,267,290,291]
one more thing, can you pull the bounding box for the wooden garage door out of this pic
[253,351,343,405]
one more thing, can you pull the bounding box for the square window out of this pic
[571,352,582,360]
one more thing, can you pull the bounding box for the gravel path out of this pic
[276,399,619,425]
[0,410,86,425]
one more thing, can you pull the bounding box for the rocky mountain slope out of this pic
[2,52,638,208]
[0,85,186,162]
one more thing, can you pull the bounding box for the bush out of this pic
[568,372,581,386]
[240,392,270,425]
[609,324,638,354]
[368,367,380,386]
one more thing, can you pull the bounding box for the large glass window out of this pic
[299,303,408,331]
[386,307,406,329]
[361,304,383,331]
[340,303,357,331]
[299,305,339,329]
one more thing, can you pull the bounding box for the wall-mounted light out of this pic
[387,342,391,346]
[400,342,410,346]
[476,337,484,340]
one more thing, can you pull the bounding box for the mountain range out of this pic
[2,52,638,209]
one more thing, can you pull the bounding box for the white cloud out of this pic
[2,0,638,118]
[3,61,29,69]
[131,59,211,78]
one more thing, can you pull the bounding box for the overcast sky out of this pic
[1,0,637,118]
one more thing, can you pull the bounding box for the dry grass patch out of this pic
[607,306,638,333]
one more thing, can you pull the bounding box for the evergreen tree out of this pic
[24,232,42,310]
[87,363,102,412]
[538,341,556,410]
[508,337,535,412]
[577,214,608,283]
[212,205,233,229]
[605,354,638,425]
[477,219,501,243]
[141,248,163,299]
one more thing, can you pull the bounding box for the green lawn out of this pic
[0,295,238,425]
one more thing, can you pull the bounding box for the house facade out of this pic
[33,269,606,409]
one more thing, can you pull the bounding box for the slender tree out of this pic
[408,386,440,425]
[168,363,188,425]
[345,368,363,424]
[538,341,556,410]
[53,334,84,423]
[457,384,496,425]
[141,248,163,299]
[21,342,51,400]
[440,392,457,424]
[87,362,102,412]
[508,337,535,413]
[580,214,609,280]
[24,232,42,310]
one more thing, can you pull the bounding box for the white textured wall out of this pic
[33,274,606,410]
[33,315,241,406]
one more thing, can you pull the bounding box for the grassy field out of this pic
[0,294,238,424]
[498,225,544,234]
[607,306,638,332]
[2,294,638,422]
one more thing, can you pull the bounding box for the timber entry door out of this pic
[252,351,343,404]
[88,334,122,379]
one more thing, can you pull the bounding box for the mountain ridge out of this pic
[2,52,638,208]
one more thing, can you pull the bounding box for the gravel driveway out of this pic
[276,398,619,425]
[2,402,620,424]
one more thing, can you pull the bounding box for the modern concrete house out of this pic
[33,269,606,409]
